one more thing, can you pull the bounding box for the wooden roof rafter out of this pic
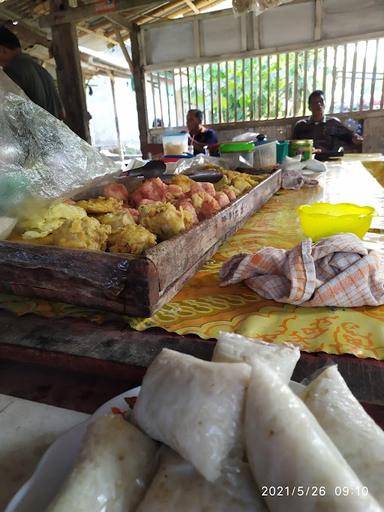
[39,0,167,27]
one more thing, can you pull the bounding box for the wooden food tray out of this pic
[0,170,281,316]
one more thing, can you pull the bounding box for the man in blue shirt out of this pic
[187,109,219,156]
[0,26,63,119]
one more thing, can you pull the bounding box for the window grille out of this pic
[145,37,384,128]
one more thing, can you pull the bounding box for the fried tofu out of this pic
[108,224,157,255]
[76,196,123,214]
[139,202,192,241]
[98,211,136,234]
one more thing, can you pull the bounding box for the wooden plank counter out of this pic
[0,159,383,425]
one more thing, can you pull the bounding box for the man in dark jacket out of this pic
[0,26,63,119]
[293,90,363,152]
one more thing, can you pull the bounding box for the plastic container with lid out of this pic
[162,132,189,156]
[253,140,277,169]
[219,142,254,168]
[289,140,313,161]
[276,140,289,164]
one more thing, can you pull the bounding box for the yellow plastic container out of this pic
[298,203,375,241]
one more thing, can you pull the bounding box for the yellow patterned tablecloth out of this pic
[1,160,384,359]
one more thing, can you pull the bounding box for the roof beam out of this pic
[39,0,166,27]
[0,7,129,78]
[105,13,132,29]
[0,6,50,47]
[114,28,134,74]
[78,24,118,46]
[184,0,199,14]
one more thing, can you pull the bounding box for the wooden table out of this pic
[0,159,383,425]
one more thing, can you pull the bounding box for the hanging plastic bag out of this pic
[232,0,293,16]
[0,70,120,215]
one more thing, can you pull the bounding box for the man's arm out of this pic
[327,118,363,145]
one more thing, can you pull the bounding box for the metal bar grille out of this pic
[330,46,338,113]
[242,58,246,121]
[179,68,185,124]
[293,52,299,117]
[303,49,308,116]
[258,56,262,119]
[275,54,280,118]
[369,40,378,111]
[218,63,222,124]
[285,53,289,117]
[267,55,271,119]
[145,37,384,128]
[340,44,347,112]
[359,41,368,111]
[250,57,254,120]
[225,61,229,123]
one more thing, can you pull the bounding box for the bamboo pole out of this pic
[109,74,124,163]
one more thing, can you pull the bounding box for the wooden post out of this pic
[50,0,90,142]
[129,23,149,158]
[110,74,124,163]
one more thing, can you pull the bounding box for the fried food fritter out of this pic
[98,211,135,233]
[221,169,259,188]
[50,217,111,251]
[102,182,129,202]
[139,201,192,241]
[130,178,168,207]
[214,191,230,208]
[170,175,195,194]
[165,184,185,204]
[108,224,157,255]
[232,177,253,194]
[20,202,87,240]
[191,193,221,221]
[76,196,123,214]
[177,199,199,226]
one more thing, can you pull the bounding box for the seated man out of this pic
[293,90,363,152]
[186,109,219,156]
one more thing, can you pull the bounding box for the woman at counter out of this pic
[187,109,219,156]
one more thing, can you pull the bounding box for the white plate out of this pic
[5,387,140,512]
[6,381,305,512]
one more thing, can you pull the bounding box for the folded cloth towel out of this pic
[220,233,384,307]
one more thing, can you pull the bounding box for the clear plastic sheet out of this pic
[174,154,250,174]
[174,154,224,174]
[232,0,292,15]
[232,132,259,142]
[0,70,120,215]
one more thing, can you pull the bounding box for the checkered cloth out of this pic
[220,233,384,307]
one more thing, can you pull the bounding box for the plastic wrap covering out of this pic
[232,0,292,15]
[174,153,254,173]
[0,70,120,215]
[174,154,225,174]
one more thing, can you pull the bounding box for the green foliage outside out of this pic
[150,41,383,127]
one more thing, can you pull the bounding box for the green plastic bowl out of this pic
[298,203,375,241]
